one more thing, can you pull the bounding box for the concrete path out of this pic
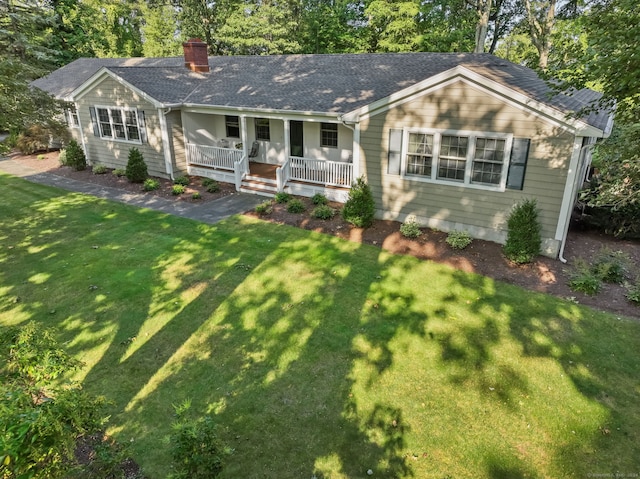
[0,157,265,224]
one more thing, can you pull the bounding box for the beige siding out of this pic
[359,80,576,255]
[75,77,168,178]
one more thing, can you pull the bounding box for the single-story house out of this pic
[32,39,612,259]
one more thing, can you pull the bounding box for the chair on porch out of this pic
[248,140,259,159]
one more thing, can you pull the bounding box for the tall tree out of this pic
[419,0,475,52]
[299,0,366,53]
[178,0,241,54]
[523,0,557,69]
[469,0,492,53]
[141,1,182,57]
[364,0,421,52]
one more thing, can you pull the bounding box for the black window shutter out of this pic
[138,110,147,143]
[506,138,530,190]
[388,129,403,175]
[89,107,99,136]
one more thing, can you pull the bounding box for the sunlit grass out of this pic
[1,173,639,478]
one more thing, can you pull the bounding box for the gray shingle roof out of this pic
[32,53,610,132]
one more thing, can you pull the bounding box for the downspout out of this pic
[558,141,596,263]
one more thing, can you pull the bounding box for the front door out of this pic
[290,121,303,157]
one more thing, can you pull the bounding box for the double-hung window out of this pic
[320,123,338,148]
[403,129,511,190]
[255,118,270,141]
[95,107,141,143]
[67,108,79,128]
[226,115,240,138]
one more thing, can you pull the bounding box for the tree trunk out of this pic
[473,0,492,53]
[524,0,556,70]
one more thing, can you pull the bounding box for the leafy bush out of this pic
[0,322,108,478]
[143,178,160,191]
[192,192,202,200]
[174,175,190,186]
[58,149,68,166]
[125,147,148,183]
[169,415,228,479]
[503,199,541,264]
[15,124,53,154]
[202,178,219,193]
[342,176,375,228]
[287,198,305,213]
[312,193,328,205]
[37,154,45,160]
[568,259,601,295]
[626,277,640,304]
[172,184,186,195]
[65,139,87,171]
[591,249,628,283]
[92,164,107,174]
[446,230,473,249]
[275,192,291,204]
[255,200,273,215]
[312,204,335,219]
[400,216,421,238]
[112,168,126,177]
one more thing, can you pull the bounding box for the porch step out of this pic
[240,177,279,197]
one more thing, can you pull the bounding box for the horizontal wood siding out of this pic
[76,77,168,178]
[167,110,186,175]
[359,81,575,249]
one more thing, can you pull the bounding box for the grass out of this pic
[1,173,640,479]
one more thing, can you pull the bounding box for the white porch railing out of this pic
[289,157,353,187]
[234,154,249,191]
[276,159,291,192]
[187,143,243,171]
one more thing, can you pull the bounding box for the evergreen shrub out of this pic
[125,147,147,183]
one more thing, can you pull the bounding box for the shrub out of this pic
[65,139,87,171]
[568,259,601,295]
[169,415,227,479]
[37,154,45,160]
[312,193,328,205]
[287,198,305,213]
[446,230,473,249]
[503,199,541,264]
[15,124,51,154]
[172,184,186,195]
[112,168,126,177]
[400,216,421,238]
[275,192,292,203]
[203,178,220,193]
[591,249,628,283]
[92,164,107,174]
[174,175,190,186]
[626,277,640,304]
[312,204,335,219]
[342,176,375,228]
[143,178,160,191]
[192,192,202,200]
[58,149,68,166]
[125,147,148,183]
[255,200,273,215]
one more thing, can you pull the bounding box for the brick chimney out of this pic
[183,38,209,73]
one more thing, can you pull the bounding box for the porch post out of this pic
[283,119,290,162]
[240,115,249,173]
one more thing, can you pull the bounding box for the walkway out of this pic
[0,157,265,224]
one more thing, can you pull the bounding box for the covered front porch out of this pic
[181,110,355,202]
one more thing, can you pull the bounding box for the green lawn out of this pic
[1,173,639,479]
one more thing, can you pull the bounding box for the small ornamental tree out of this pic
[503,198,542,264]
[65,139,87,171]
[125,147,148,183]
[342,176,375,228]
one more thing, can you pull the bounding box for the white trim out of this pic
[283,119,290,162]
[93,105,143,144]
[341,66,607,137]
[183,104,340,122]
[240,115,248,159]
[399,127,513,193]
[75,101,89,159]
[352,123,361,180]
[555,137,583,242]
[158,108,174,179]
[72,68,164,108]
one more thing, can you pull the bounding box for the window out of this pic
[320,123,338,148]
[437,135,468,181]
[255,118,270,141]
[226,115,240,138]
[95,107,141,142]
[403,129,511,190]
[406,133,434,176]
[67,108,79,128]
[472,138,505,185]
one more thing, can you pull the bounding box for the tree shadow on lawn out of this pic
[437,269,640,477]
